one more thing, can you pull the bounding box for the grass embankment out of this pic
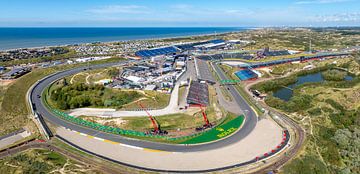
[0,149,100,174]
[254,59,360,174]
[0,84,9,111]
[121,90,170,110]
[0,58,126,136]
[0,68,57,136]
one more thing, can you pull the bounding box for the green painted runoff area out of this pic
[181,115,244,144]
[43,89,244,144]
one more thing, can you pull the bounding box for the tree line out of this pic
[50,83,141,110]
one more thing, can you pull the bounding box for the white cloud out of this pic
[224,9,254,16]
[311,12,360,22]
[88,5,149,14]
[169,4,253,18]
[295,0,353,4]
[170,4,193,10]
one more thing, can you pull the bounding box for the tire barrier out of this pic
[44,96,212,142]
[255,130,290,162]
[55,130,290,173]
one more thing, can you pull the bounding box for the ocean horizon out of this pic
[0,27,248,51]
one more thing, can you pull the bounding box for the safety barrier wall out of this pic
[43,96,217,141]
[43,92,243,142]
[28,82,51,140]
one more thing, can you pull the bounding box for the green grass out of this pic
[0,85,7,111]
[49,83,143,110]
[282,155,329,174]
[0,149,100,174]
[0,68,57,136]
[121,90,170,110]
[50,138,144,173]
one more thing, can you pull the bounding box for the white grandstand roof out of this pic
[125,76,143,83]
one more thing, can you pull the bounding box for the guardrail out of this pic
[27,82,52,140]
[43,91,241,143]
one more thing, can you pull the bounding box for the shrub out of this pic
[321,70,347,81]
[50,83,142,110]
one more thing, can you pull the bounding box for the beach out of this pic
[0,27,247,51]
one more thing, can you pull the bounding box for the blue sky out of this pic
[0,0,359,27]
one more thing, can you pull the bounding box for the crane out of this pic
[137,101,159,132]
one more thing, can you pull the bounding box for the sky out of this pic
[0,0,359,27]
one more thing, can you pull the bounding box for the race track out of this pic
[29,60,288,172]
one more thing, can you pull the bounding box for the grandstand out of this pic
[175,40,225,51]
[195,58,216,84]
[186,81,209,106]
[197,53,253,61]
[221,53,253,60]
[263,50,290,57]
[197,54,224,61]
[135,46,179,58]
[237,53,349,69]
[235,69,258,81]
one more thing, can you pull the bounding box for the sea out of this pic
[0,27,247,51]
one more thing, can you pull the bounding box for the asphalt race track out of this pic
[31,60,258,152]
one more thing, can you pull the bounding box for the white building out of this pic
[125,76,144,84]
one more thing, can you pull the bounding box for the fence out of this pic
[44,95,218,142]
[43,88,242,143]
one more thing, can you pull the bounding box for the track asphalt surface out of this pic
[31,60,258,152]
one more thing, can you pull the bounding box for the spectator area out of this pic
[175,40,225,51]
[235,69,258,81]
[135,46,178,58]
[197,53,253,61]
[264,50,290,57]
[186,81,209,106]
[195,58,216,84]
